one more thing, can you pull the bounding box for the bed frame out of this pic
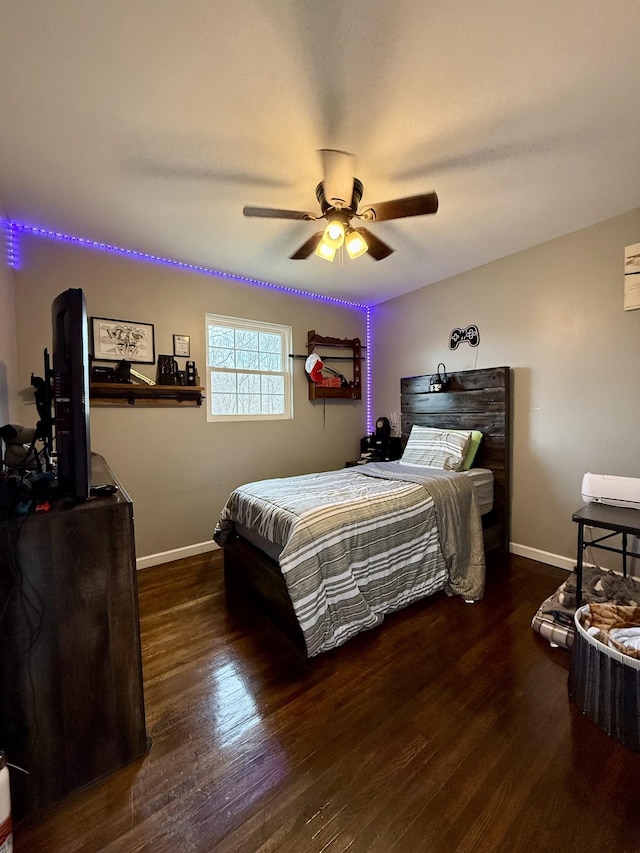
[224,366,512,657]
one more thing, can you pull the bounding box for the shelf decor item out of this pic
[92,317,155,364]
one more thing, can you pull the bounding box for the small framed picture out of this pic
[92,317,155,364]
[173,334,191,357]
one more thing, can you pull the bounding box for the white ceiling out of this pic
[2,1,640,305]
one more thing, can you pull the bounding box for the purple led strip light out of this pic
[365,307,372,432]
[6,219,375,431]
[2,221,19,270]
[9,220,366,307]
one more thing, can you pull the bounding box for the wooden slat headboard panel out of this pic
[400,366,512,551]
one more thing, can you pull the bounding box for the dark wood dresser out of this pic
[0,454,150,819]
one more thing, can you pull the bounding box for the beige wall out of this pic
[13,235,367,558]
[372,208,640,568]
[0,212,18,425]
[12,209,640,568]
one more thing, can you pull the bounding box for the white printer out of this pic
[581,472,640,510]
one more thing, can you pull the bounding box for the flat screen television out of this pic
[51,288,91,500]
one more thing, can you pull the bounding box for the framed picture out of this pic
[91,317,155,364]
[173,334,191,357]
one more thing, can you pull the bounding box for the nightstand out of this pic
[572,503,640,606]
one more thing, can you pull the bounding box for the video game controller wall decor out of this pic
[449,325,480,350]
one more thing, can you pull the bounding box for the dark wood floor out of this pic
[13,551,640,852]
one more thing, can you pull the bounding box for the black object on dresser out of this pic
[0,454,150,819]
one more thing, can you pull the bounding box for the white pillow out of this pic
[399,426,472,470]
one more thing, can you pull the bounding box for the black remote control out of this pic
[90,484,118,496]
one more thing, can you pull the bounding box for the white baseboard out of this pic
[509,542,603,573]
[136,539,593,573]
[509,542,575,572]
[136,540,220,570]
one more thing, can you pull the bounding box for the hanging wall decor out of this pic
[92,316,155,363]
[624,242,640,311]
[449,324,480,350]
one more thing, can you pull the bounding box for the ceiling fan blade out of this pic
[126,157,292,189]
[361,191,439,222]
[357,228,395,261]
[318,149,355,209]
[243,205,316,221]
[289,232,324,260]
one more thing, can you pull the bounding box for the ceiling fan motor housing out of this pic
[315,178,363,216]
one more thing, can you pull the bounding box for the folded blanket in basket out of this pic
[587,602,640,632]
[610,627,640,658]
[580,603,640,660]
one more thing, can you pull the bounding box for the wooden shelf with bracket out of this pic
[90,383,204,407]
[306,331,362,401]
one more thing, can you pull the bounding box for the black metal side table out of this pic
[572,502,640,606]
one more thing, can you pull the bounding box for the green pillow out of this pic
[459,430,483,470]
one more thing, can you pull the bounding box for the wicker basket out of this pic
[568,605,640,751]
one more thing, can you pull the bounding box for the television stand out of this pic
[0,454,150,819]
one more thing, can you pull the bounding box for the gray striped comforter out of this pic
[214,462,485,657]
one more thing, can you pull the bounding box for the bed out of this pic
[215,366,511,658]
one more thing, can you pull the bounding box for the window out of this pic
[205,313,293,422]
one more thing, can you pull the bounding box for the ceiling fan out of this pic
[243,149,439,262]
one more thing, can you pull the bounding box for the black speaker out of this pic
[375,417,391,441]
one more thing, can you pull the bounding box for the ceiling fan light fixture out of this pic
[345,228,368,259]
[315,240,336,262]
[244,150,437,264]
[323,219,346,249]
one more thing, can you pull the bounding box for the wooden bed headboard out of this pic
[400,366,512,552]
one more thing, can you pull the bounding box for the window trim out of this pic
[205,313,293,422]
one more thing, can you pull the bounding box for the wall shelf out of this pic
[306,331,362,401]
[90,383,204,407]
